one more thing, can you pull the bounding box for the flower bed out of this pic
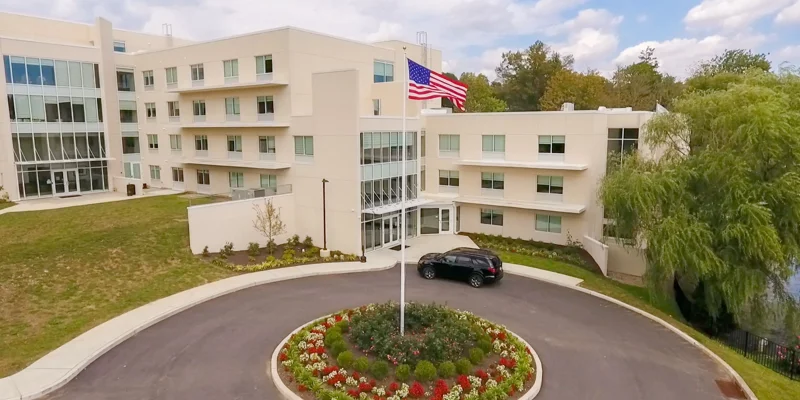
[277,302,537,400]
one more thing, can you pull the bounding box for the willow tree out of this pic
[601,70,800,326]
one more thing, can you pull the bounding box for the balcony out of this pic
[455,196,586,214]
[181,156,290,170]
[167,78,288,94]
[453,159,588,171]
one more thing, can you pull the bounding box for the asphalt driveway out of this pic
[45,265,730,400]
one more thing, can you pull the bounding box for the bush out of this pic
[455,358,472,375]
[211,258,227,267]
[414,360,437,382]
[354,356,370,373]
[324,330,343,347]
[202,246,210,257]
[303,235,314,247]
[468,348,484,365]
[247,255,256,263]
[437,361,456,378]
[288,234,300,246]
[395,364,411,382]
[330,340,348,358]
[369,360,389,379]
[248,242,260,257]
[266,239,277,255]
[336,351,354,368]
[477,338,492,354]
[282,248,295,261]
[338,320,349,333]
[223,242,234,256]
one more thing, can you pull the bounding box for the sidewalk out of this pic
[0,189,181,216]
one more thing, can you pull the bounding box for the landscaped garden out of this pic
[277,302,536,400]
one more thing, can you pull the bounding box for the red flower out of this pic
[457,375,470,390]
[335,315,343,322]
[476,369,489,381]
[353,372,360,380]
[298,384,308,392]
[497,331,507,341]
[389,382,400,392]
[359,382,373,393]
[278,353,288,362]
[499,357,517,369]
[409,382,425,398]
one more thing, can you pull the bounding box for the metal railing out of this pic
[361,181,419,211]
[718,329,800,380]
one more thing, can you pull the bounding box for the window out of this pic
[119,101,137,122]
[193,100,206,116]
[257,96,274,114]
[373,99,381,116]
[259,136,276,153]
[607,128,639,156]
[227,135,242,152]
[41,59,55,86]
[142,70,154,87]
[195,135,208,150]
[439,134,460,153]
[3,56,10,84]
[196,169,210,185]
[145,102,156,118]
[223,59,239,78]
[113,41,126,53]
[294,136,314,156]
[169,134,182,150]
[256,55,273,74]
[482,135,506,152]
[225,97,240,115]
[123,162,141,179]
[122,137,140,154]
[172,167,184,182]
[538,135,565,154]
[438,170,459,187]
[480,209,503,226]
[147,134,158,149]
[229,171,244,188]
[165,67,178,84]
[260,174,277,189]
[536,176,563,194]
[373,60,395,83]
[481,172,504,190]
[191,64,204,81]
[116,70,134,91]
[150,165,161,180]
[536,214,562,233]
[168,101,180,117]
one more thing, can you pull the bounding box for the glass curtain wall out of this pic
[361,209,419,252]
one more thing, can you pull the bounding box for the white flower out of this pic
[298,342,308,350]
[359,392,368,400]
[346,377,358,386]
[486,379,497,388]
[375,387,386,396]
[359,376,368,383]
[468,375,482,388]
[281,360,293,367]
[322,353,328,359]
[299,354,309,362]
[335,382,343,389]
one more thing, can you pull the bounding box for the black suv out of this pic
[417,247,503,288]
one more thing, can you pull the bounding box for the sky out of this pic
[2,0,800,80]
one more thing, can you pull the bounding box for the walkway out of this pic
[0,189,181,215]
[41,267,730,400]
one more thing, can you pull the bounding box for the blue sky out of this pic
[2,0,799,79]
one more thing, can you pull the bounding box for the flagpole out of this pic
[400,48,408,336]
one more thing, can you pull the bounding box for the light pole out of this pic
[321,178,329,256]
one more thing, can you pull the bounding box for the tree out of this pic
[600,70,800,326]
[687,49,771,93]
[609,47,684,110]
[494,41,574,111]
[540,69,611,111]
[458,72,506,112]
[252,199,286,254]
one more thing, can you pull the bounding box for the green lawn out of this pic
[0,202,16,210]
[498,251,800,400]
[0,195,234,377]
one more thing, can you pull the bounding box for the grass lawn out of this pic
[0,195,235,378]
[0,202,16,210]
[498,250,800,400]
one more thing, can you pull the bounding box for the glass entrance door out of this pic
[381,214,401,247]
[420,208,440,234]
[441,209,451,233]
[53,171,66,194]
[52,169,79,195]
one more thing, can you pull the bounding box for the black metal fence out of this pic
[718,329,800,380]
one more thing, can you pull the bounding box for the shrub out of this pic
[282,248,295,261]
[324,330,343,347]
[223,242,234,256]
[455,358,472,375]
[336,351,354,368]
[330,340,348,358]
[468,348,484,365]
[211,258,227,267]
[354,356,370,373]
[248,242,260,257]
[438,361,456,378]
[288,234,300,246]
[338,320,349,333]
[248,256,256,263]
[266,239,277,255]
[308,246,321,257]
[414,361,437,382]
[395,364,411,382]
[202,246,210,257]
[369,360,389,379]
[303,235,314,247]
[477,338,492,354]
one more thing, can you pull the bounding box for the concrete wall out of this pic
[582,235,609,276]
[187,193,296,254]
[607,241,647,277]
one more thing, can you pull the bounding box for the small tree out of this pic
[252,199,286,254]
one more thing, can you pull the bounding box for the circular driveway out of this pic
[45,265,730,400]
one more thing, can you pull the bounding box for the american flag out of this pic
[407,59,468,111]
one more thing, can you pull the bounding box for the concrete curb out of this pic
[269,315,544,400]
[0,258,397,400]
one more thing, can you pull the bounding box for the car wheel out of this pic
[468,273,484,288]
[422,266,436,280]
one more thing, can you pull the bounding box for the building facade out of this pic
[0,13,649,276]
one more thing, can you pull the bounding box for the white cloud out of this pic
[775,1,800,24]
[636,14,648,23]
[613,32,768,78]
[684,0,794,30]
[773,45,800,67]
[549,9,623,66]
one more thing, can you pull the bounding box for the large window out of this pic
[145,102,156,118]
[607,128,639,159]
[439,134,460,154]
[195,135,208,151]
[223,59,239,78]
[481,172,504,190]
[482,135,506,152]
[193,100,206,116]
[259,136,276,153]
[122,137,140,154]
[150,165,161,180]
[260,174,277,189]
[439,170,459,187]
[196,169,210,185]
[480,209,503,226]
[142,70,154,87]
[169,134,182,150]
[229,171,244,188]
[191,64,204,81]
[538,135,565,154]
[294,136,314,156]
[536,214,562,233]
[172,167,184,182]
[360,131,417,165]
[113,41,126,53]
[168,101,180,117]
[165,67,178,84]
[536,176,563,194]
[12,132,106,162]
[257,96,274,114]
[373,60,394,83]
[256,55,273,74]
[147,134,158,149]
[227,135,242,152]
[119,100,137,122]
[225,97,240,116]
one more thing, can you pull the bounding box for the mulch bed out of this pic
[203,243,317,266]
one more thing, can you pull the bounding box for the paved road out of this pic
[46,265,729,400]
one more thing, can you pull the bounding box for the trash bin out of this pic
[126,183,136,196]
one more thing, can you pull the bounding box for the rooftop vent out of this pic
[561,102,575,111]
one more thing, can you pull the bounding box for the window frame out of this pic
[142,70,154,87]
[257,96,274,114]
[225,97,240,116]
[255,55,273,74]
[149,165,161,180]
[192,100,206,116]
[482,134,506,153]
[113,41,126,53]
[172,167,184,182]
[535,214,562,234]
[439,134,460,153]
[190,64,205,81]
[227,135,242,152]
[536,175,564,194]
[145,102,156,118]
[167,101,180,117]
[147,134,159,149]
[259,136,276,153]
[294,136,314,156]
[438,170,459,187]
[260,174,277,189]
[372,99,381,116]
[196,169,210,185]
[169,134,182,150]
[373,60,395,83]
[223,59,239,78]
[194,135,209,151]
[228,171,244,188]
[480,209,503,226]
[538,135,566,154]
[480,172,504,190]
[165,67,178,84]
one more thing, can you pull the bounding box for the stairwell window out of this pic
[535,214,562,234]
